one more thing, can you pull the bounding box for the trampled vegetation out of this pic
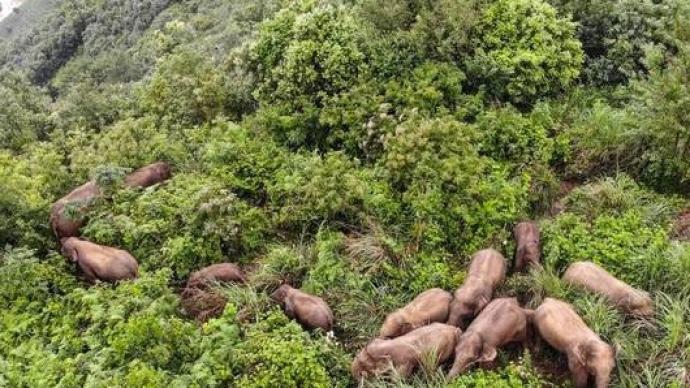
[1,0,690,386]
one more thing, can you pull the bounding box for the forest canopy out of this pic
[1,0,690,386]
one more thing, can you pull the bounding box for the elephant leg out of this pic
[568,357,589,388]
[396,361,415,378]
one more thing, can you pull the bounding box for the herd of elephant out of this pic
[49,163,655,388]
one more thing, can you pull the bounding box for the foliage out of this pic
[83,172,270,279]
[468,0,583,105]
[251,4,369,149]
[2,0,690,386]
[549,0,687,85]
[0,70,52,150]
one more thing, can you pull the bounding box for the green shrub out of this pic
[549,0,687,85]
[233,311,349,387]
[268,152,399,230]
[541,210,670,288]
[139,50,237,126]
[251,4,369,149]
[0,70,52,150]
[468,0,583,105]
[382,116,530,252]
[83,173,269,279]
[476,106,553,166]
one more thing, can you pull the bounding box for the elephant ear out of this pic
[474,294,490,316]
[478,345,497,363]
[68,245,81,263]
[572,341,590,368]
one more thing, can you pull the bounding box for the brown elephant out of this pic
[448,298,532,377]
[447,248,507,327]
[514,221,540,272]
[60,237,138,283]
[352,323,461,379]
[271,285,334,331]
[563,261,653,317]
[533,298,616,388]
[50,181,101,239]
[379,288,453,338]
[124,161,172,188]
[185,263,247,290]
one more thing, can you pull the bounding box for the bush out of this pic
[549,0,687,85]
[83,173,269,279]
[468,0,583,105]
[382,116,530,252]
[233,311,349,387]
[251,4,369,149]
[0,70,52,151]
[139,50,237,126]
[268,152,399,230]
[476,106,553,167]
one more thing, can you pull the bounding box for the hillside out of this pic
[1,0,690,387]
[0,0,57,38]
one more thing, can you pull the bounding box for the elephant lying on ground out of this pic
[514,221,540,272]
[352,323,461,379]
[185,263,247,290]
[50,181,101,239]
[124,161,172,188]
[563,261,653,317]
[271,285,334,331]
[533,298,615,388]
[379,288,452,338]
[448,248,506,327]
[60,237,138,283]
[50,162,171,239]
[448,298,532,377]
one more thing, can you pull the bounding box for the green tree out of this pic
[468,0,583,105]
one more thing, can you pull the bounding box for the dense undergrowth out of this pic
[1,0,690,386]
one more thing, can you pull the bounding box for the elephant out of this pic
[448,298,532,377]
[60,237,138,283]
[185,263,247,290]
[447,248,506,327]
[124,161,172,188]
[514,221,540,272]
[271,284,334,331]
[563,261,653,317]
[379,288,453,338]
[352,323,461,379]
[50,181,101,239]
[533,298,616,388]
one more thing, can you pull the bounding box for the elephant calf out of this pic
[379,288,453,338]
[271,285,334,331]
[61,237,138,283]
[448,249,506,327]
[50,181,101,239]
[186,263,247,290]
[514,221,540,272]
[352,323,461,379]
[563,261,653,317]
[448,298,532,377]
[534,298,615,388]
[124,161,172,188]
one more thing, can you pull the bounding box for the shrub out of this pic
[139,50,237,126]
[541,210,670,288]
[382,116,530,252]
[0,70,52,150]
[233,311,349,387]
[268,151,399,230]
[468,0,583,105]
[83,173,269,279]
[476,106,553,167]
[549,0,687,85]
[251,4,369,149]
